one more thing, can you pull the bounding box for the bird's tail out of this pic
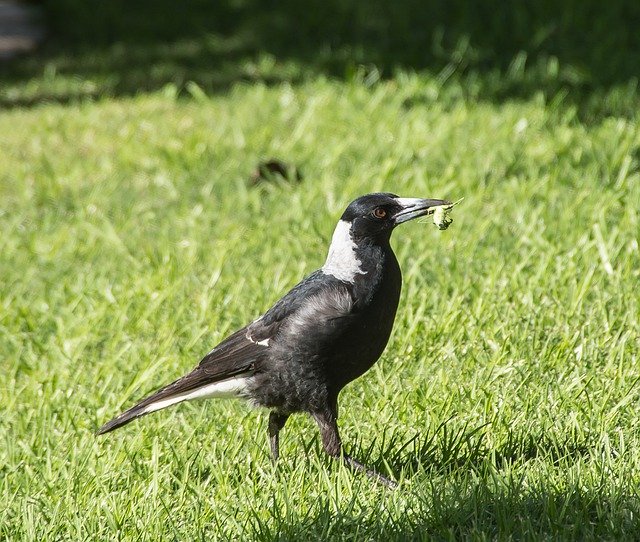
[96,369,250,435]
[96,373,198,435]
[96,400,155,435]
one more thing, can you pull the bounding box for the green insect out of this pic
[431,198,463,230]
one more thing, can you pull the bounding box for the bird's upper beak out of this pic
[392,197,452,224]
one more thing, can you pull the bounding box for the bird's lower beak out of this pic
[393,197,451,224]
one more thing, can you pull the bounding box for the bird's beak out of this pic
[392,197,451,224]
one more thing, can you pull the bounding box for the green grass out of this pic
[2,76,639,540]
[2,6,640,537]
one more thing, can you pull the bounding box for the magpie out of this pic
[97,193,451,488]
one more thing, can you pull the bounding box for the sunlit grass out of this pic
[1,75,639,540]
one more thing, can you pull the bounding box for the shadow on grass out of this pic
[1,0,639,121]
[118,416,636,539]
[257,421,636,540]
[255,484,640,540]
[344,417,593,482]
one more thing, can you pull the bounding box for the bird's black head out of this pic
[341,192,451,243]
[322,192,451,283]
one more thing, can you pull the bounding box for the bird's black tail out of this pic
[97,328,256,435]
[96,373,197,435]
[96,401,152,435]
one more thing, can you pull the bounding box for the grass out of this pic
[2,4,640,540]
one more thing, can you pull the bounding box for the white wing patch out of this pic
[246,321,271,347]
[322,220,366,283]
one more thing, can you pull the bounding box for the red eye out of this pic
[372,207,387,219]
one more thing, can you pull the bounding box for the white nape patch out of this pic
[139,376,250,416]
[322,220,365,283]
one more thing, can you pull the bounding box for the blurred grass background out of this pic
[3,0,640,118]
[1,1,640,540]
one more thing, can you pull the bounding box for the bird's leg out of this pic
[268,411,290,463]
[312,408,398,489]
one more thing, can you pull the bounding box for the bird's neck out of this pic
[322,220,367,283]
[351,241,401,303]
[322,220,400,295]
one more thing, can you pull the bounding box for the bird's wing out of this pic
[239,271,358,362]
[242,270,355,344]
[97,271,354,435]
[142,271,349,396]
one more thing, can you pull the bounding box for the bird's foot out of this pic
[343,454,398,489]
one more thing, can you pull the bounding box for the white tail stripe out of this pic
[139,376,250,416]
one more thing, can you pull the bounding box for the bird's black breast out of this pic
[327,244,402,390]
[247,245,402,413]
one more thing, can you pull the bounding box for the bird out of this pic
[97,193,451,488]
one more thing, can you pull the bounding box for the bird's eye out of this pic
[372,207,387,219]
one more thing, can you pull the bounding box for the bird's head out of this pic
[341,193,451,243]
[322,193,451,282]
[322,193,450,282]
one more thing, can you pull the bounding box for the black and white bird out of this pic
[98,193,451,487]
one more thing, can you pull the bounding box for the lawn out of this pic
[1,3,640,540]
